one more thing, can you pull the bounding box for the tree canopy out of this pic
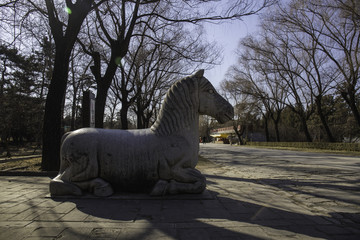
[222,0,359,143]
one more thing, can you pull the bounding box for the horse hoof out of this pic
[50,179,82,196]
[94,184,114,197]
[150,180,168,196]
[91,178,114,197]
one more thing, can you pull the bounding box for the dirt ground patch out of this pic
[0,156,42,171]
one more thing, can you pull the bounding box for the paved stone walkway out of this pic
[0,144,359,239]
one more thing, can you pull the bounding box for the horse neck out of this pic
[151,104,199,137]
[183,113,200,146]
[151,78,199,137]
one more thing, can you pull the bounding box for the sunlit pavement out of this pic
[0,143,359,239]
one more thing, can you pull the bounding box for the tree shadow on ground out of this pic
[2,176,359,239]
[51,189,359,240]
[204,174,360,207]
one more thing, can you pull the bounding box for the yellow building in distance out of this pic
[210,126,240,144]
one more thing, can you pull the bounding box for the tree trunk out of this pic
[136,109,145,129]
[42,0,94,171]
[0,59,6,97]
[234,125,245,145]
[143,111,152,128]
[274,119,281,142]
[316,97,335,142]
[70,86,78,131]
[269,110,282,142]
[93,51,124,128]
[300,115,312,142]
[42,53,69,171]
[263,114,270,142]
[120,103,130,130]
[95,81,109,128]
[4,135,11,158]
[341,89,360,129]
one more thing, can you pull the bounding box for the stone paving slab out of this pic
[0,144,359,239]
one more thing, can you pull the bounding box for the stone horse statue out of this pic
[50,70,233,197]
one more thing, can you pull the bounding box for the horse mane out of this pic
[151,75,200,136]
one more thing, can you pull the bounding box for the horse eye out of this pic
[208,89,214,94]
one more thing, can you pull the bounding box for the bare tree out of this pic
[223,36,288,142]
[221,76,264,144]
[1,0,276,169]
[260,11,338,141]
[222,0,358,142]
[67,46,94,130]
[114,18,220,129]
[1,0,105,169]
[272,0,360,131]
[39,0,110,170]
[78,0,276,128]
[105,88,121,128]
[239,29,317,142]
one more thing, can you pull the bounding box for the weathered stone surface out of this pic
[50,70,234,196]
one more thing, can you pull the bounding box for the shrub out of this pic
[247,142,360,152]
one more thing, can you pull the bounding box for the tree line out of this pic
[221,0,359,143]
[0,0,274,169]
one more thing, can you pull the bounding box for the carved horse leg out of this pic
[50,175,113,197]
[150,168,206,195]
[50,175,83,196]
[50,140,113,197]
[169,168,206,194]
[74,178,114,197]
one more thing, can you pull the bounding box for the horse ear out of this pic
[194,69,204,78]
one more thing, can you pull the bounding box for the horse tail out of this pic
[58,131,72,174]
[61,131,71,145]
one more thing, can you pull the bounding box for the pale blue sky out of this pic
[202,14,259,89]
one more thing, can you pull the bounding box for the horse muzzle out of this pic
[215,104,234,124]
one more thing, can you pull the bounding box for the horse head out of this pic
[195,70,234,124]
